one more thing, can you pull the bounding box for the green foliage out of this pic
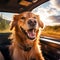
[0,16,9,30]
[44,25,60,32]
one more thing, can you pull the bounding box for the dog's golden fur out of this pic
[10,12,44,60]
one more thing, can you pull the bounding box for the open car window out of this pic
[0,12,14,33]
[0,0,60,40]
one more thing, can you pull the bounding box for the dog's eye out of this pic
[21,17,25,20]
[33,17,36,19]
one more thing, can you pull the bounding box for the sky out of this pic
[0,0,60,26]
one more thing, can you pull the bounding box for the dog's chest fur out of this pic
[11,43,41,60]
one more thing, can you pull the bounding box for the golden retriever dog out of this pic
[10,11,44,60]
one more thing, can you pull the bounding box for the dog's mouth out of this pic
[20,27,36,40]
[27,29,36,40]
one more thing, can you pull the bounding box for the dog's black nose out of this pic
[28,19,37,27]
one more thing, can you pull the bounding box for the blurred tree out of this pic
[0,14,9,30]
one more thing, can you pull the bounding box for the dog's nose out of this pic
[28,19,37,27]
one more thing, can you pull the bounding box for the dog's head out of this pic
[10,12,44,40]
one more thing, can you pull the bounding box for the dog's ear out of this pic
[36,15,44,28]
[10,15,19,30]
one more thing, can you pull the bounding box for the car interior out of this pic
[0,0,60,60]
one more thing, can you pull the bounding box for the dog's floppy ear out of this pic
[10,15,19,30]
[36,15,44,28]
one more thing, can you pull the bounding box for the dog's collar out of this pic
[17,43,32,51]
[21,45,32,51]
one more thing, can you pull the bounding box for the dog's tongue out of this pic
[28,29,35,39]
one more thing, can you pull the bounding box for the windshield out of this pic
[0,0,60,40]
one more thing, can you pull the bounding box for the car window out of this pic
[32,1,60,40]
[0,12,15,33]
[0,1,60,40]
